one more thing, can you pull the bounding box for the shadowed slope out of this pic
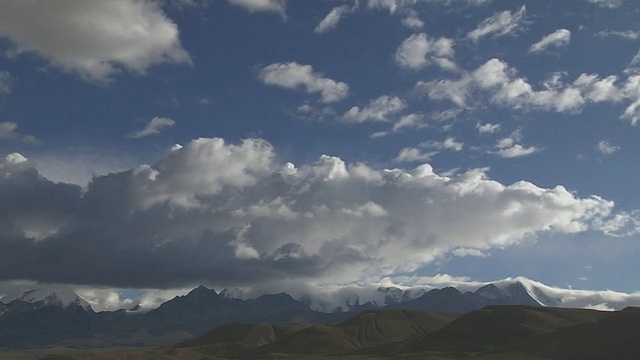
[405,305,609,353]
[525,306,640,360]
[175,323,310,357]
[240,309,458,357]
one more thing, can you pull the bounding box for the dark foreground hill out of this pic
[9,306,640,360]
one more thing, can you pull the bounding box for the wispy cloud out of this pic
[128,117,176,139]
[529,29,571,54]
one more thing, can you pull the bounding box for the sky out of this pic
[2,0,640,311]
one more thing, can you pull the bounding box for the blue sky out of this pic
[2,0,640,309]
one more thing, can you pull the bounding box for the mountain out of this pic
[0,288,91,312]
[33,306,638,359]
[0,280,560,350]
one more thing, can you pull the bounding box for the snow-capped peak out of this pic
[0,288,91,310]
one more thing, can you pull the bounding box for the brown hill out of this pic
[175,322,310,357]
[404,305,609,353]
[239,309,458,358]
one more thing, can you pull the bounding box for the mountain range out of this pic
[8,306,640,359]
[0,279,562,350]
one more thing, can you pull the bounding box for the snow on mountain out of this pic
[0,287,91,310]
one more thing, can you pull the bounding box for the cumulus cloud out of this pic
[529,29,571,54]
[492,131,540,158]
[0,138,634,290]
[342,95,406,123]
[128,117,176,139]
[417,58,640,121]
[259,62,349,103]
[467,5,527,43]
[314,5,354,34]
[476,122,501,134]
[395,33,457,71]
[226,0,285,14]
[596,140,620,155]
[0,0,191,82]
[402,11,424,29]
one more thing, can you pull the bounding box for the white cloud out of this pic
[131,138,274,209]
[493,131,540,158]
[597,30,640,40]
[0,0,191,82]
[395,33,456,71]
[452,247,489,257]
[416,58,638,114]
[366,0,413,14]
[259,62,349,103]
[587,0,623,8]
[529,29,571,54]
[467,5,527,43]
[0,122,18,139]
[0,137,635,290]
[476,122,501,134]
[596,140,620,155]
[314,5,354,34]
[0,71,12,94]
[402,11,424,29]
[226,0,285,14]
[394,147,434,163]
[128,117,176,139]
[393,113,426,132]
[342,95,406,123]
[421,137,464,151]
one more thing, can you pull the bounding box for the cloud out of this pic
[493,131,540,158]
[394,147,434,162]
[0,0,191,82]
[596,140,620,155]
[342,95,406,123]
[402,11,424,29]
[128,117,176,139]
[0,138,633,290]
[528,29,571,54]
[0,71,12,94]
[597,30,640,40]
[366,0,413,14]
[467,5,527,43]
[226,0,285,14]
[421,137,464,151]
[0,122,18,139]
[476,122,501,134]
[395,33,457,71]
[452,247,489,257]
[416,58,640,118]
[586,0,623,8]
[314,5,354,34]
[0,121,39,144]
[259,62,349,103]
[393,113,426,132]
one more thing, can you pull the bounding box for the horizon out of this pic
[2,0,640,314]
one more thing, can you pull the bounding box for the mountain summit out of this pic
[0,287,91,312]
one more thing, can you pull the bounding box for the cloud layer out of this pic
[0,138,634,290]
